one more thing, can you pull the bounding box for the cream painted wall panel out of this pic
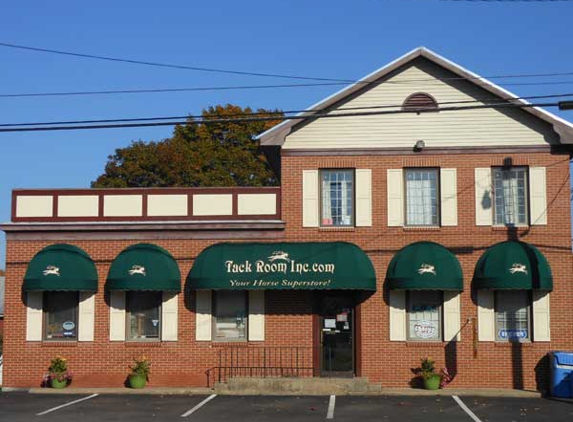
[355,169,372,227]
[389,290,406,341]
[104,195,143,217]
[109,291,126,341]
[477,290,495,342]
[16,196,53,217]
[387,169,404,227]
[302,170,319,227]
[26,291,43,341]
[443,291,461,341]
[78,292,95,342]
[440,168,458,226]
[58,196,99,217]
[161,291,179,341]
[196,290,212,341]
[533,291,551,342]
[284,64,557,149]
[475,168,493,226]
[248,291,265,341]
[237,194,277,215]
[529,167,547,225]
[193,194,233,216]
[148,194,188,217]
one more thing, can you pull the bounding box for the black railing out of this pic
[206,346,314,387]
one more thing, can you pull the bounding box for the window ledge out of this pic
[491,225,529,231]
[403,226,441,231]
[405,341,446,348]
[494,341,533,348]
[41,341,78,347]
[318,227,356,232]
[125,341,162,347]
[212,342,251,347]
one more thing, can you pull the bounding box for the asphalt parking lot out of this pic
[0,392,572,421]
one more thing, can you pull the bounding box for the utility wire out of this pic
[1,93,572,128]
[0,101,561,133]
[3,41,573,85]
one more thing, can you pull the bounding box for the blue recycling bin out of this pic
[550,351,573,398]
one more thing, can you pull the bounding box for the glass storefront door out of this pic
[319,294,354,377]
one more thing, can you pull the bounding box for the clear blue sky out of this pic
[1,0,573,268]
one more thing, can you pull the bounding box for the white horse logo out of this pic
[43,265,60,276]
[268,251,291,262]
[417,264,436,275]
[509,263,528,275]
[129,265,146,276]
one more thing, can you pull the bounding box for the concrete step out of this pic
[214,377,382,395]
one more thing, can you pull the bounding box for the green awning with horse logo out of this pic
[106,243,181,292]
[187,242,376,290]
[23,244,98,291]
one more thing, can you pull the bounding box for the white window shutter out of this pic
[26,291,43,341]
[195,290,212,341]
[533,291,551,342]
[440,168,458,226]
[529,167,547,225]
[475,168,493,226]
[387,169,404,227]
[443,291,461,341]
[109,291,126,341]
[248,291,265,341]
[302,170,319,227]
[477,290,495,341]
[389,290,406,341]
[161,292,179,341]
[78,292,95,342]
[355,169,372,227]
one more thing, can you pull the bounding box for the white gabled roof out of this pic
[257,47,573,146]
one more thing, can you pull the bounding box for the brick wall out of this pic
[2,150,572,390]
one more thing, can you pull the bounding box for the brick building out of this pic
[2,48,573,392]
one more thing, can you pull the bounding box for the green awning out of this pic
[106,243,181,292]
[473,241,552,290]
[386,241,463,290]
[187,242,376,290]
[23,244,98,291]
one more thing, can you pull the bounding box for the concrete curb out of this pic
[0,387,543,398]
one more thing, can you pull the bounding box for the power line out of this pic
[3,41,573,86]
[0,101,561,133]
[1,93,572,128]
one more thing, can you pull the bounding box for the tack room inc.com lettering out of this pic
[229,279,332,289]
[225,259,336,275]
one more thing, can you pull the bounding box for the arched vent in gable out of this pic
[402,93,439,113]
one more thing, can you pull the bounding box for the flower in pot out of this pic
[128,356,151,389]
[44,356,73,389]
[418,357,441,390]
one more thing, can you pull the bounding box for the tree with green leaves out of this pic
[91,104,282,188]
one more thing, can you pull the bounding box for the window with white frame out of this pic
[44,291,79,341]
[493,167,528,226]
[213,290,247,341]
[320,169,354,227]
[495,290,530,342]
[405,168,439,226]
[407,290,442,341]
[126,291,162,341]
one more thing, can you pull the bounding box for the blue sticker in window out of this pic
[499,329,528,339]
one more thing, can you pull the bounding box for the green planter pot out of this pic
[50,378,68,389]
[128,374,147,389]
[423,374,442,390]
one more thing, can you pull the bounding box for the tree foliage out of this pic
[92,104,282,188]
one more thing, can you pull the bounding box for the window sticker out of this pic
[413,321,438,339]
[62,321,76,331]
[499,329,528,339]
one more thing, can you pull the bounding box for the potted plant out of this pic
[44,356,73,389]
[418,357,441,390]
[128,356,151,389]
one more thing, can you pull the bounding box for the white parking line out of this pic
[36,393,99,416]
[452,395,483,422]
[180,394,217,417]
[326,394,336,419]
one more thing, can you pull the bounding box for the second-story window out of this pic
[405,168,439,226]
[493,167,528,226]
[321,169,354,227]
